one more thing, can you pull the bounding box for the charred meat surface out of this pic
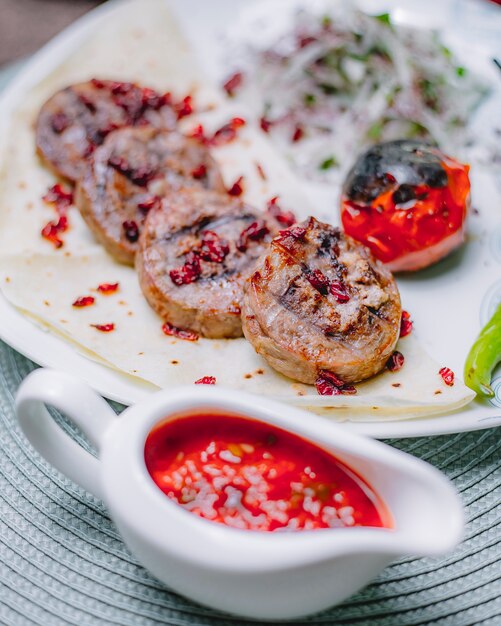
[341,139,470,272]
[242,217,402,384]
[137,188,280,338]
[75,127,225,265]
[36,79,177,181]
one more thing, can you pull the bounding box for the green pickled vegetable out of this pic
[464,303,501,398]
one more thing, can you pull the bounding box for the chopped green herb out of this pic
[321,15,332,28]
[456,66,467,77]
[367,120,384,140]
[408,120,428,138]
[441,45,452,60]
[375,13,391,26]
[304,93,317,106]
[318,82,339,95]
[319,156,338,170]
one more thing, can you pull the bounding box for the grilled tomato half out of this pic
[340,140,470,272]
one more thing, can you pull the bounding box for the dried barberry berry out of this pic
[162,322,199,341]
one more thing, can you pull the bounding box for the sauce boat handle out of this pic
[15,368,116,500]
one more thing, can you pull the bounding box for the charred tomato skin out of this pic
[340,140,470,272]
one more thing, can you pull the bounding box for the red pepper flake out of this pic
[199,230,230,263]
[400,310,413,337]
[169,251,202,286]
[41,215,68,249]
[330,281,350,304]
[315,370,357,395]
[306,269,330,295]
[439,367,455,386]
[91,323,115,332]
[72,296,95,308]
[162,321,199,342]
[195,376,216,385]
[175,95,194,120]
[223,72,243,96]
[138,196,161,214]
[267,196,296,227]
[211,117,246,147]
[42,183,74,214]
[260,117,272,133]
[97,282,119,295]
[237,219,269,252]
[228,176,244,197]
[387,351,405,372]
[123,220,140,243]
[50,112,70,134]
[292,125,304,142]
[191,164,207,180]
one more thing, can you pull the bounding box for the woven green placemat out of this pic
[1,339,500,626]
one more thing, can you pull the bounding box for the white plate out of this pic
[1,0,500,438]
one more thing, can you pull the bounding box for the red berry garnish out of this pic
[162,322,199,342]
[90,323,115,332]
[292,125,304,142]
[267,196,296,227]
[123,220,139,243]
[72,296,95,308]
[236,219,269,252]
[50,112,70,134]
[387,351,405,372]
[195,376,216,385]
[191,164,207,180]
[306,269,329,295]
[42,183,74,213]
[315,377,342,396]
[315,370,357,395]
[260,117,272,133]
[330,281,350,303]
[137,196,161,213]
[97,282,119,295]
[169,251,202,286]
[199,230,230,263]
[228,176,244,197]
[439,367,455,386]
[189,124,208,144]
[41,215,68,249]
[400,310,413,337]
[223,72,243,96]
[211,117,246,147]
[175,95,194,119]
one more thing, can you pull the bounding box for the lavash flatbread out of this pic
[0,0,474,420]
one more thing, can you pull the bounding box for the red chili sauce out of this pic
[144,414,391,532]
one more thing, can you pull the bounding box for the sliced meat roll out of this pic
[36,79,177,181]
[75,126,225,265]
[242,217,402,385]
[137,188,280,338]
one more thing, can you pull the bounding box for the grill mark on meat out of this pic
[242,217,401,384]
[137,188,281,338]
[75,127,225,265]
[163,212,257,246]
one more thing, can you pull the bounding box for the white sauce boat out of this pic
[15,369,463,620]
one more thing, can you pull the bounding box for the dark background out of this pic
[0,0,102,67]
